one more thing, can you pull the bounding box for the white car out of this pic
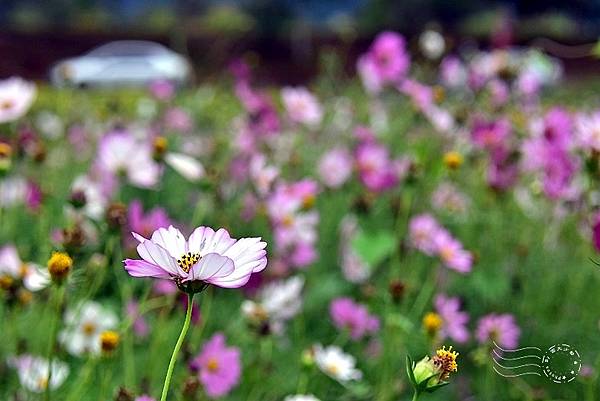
[50,40,192,88]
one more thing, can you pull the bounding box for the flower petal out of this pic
[184,253,234,282]
[134,239,181,277]
[124,259,172,279]
[209,237,267,288]
[151,225,188,258]
[188,227,236,255]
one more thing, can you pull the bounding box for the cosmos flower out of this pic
[96,130,160,189]
[355,141,399,192]
[329,298,380,340]
[575,110,600,152]
[284,395,321,401]
[0,244,49,291]
[281,87,323,127]
[8,355,69,393]
[135,396,156,401]
[357,31,410,93]
[318,148,353,189]
[432,230,473,273]
[124,225,267,290]
[476,313,520,349]
[126,301,150,338]
[339,215,370,284]
[440,56,467,89]
[127,199,171,240]
[59,301,118,356]
[434,294,470,343]
[0,77,36,123]
[409,214,441,256]
[314,344,362,383]
[241,275,304,334]
[190,333,241,398]
[471,117,512,151]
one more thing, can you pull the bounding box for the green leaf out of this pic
[351,230,397,267]
[424,381,449,393]
[406,355,417,386]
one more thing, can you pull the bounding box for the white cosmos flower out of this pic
[0,244,49,291]
[284,395,321,401]
[281,87,323,127]
[242,276,304,332]
[0,77,36,123]
[8,355,69,393]
[59,301,118,356]
[314,344,362,382]
[164,152,205,182]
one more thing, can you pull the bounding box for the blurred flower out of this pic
[422,312,443,337]
[0,141,12,171]
[100,330,120,353]
[471,117,512,151]
[409,214,441,256]
[440,56,467,89]
[330,297,380,340]
[8,355,69,393]
[0,244,49,291]
[398,79,433,111]
[314,344,362,382]
[126,301,149,338]
[96,130,160,189]
[249,154,279,196]
[419,30,445,60]
[433,230,473,273]
[435,295,469,343]
[0,77,36,123]
[164,107,193,133]
[281,87,323,128]
[135,396,156,401]
[443,151,463,170]
[124,225,267,291]
[47,251,73,283]
[59,301,118,356]
[149,79,175,101]
[164,152,205,182]
[190,333,241,398]
[575,110,600,152]
[476,313,520,349]
[69,175,108,220]
[241,275,304,334]
[284,395,321,401]
[431,183,470,215]
[355,141,399,192]
[127,200,171,241]
[318,148,353,189]
[339,215,370,283]
[357,31,410,93]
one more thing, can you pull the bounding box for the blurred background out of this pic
[1,0,599,84]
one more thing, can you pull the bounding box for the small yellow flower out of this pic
[0,275,13,290]
[47,252,73,282]
[153,136,168,160]
[100,330,120,353]
[443,151,463,170]
[0,142,12,172]
[433,85,445,103]
[423,312,443,337]
[433,345,459,381]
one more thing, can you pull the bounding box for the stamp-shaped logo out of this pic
[491,341,581,383]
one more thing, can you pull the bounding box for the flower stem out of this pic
[159,292,195,401]
[411,390,420,401]
[44,283,64,401]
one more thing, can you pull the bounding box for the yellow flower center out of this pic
[207,358,219,372]
[100,330,120,353]
[302,195,316,209]
[325,362,340,376]
[177,252,201,273]
[282,215,294,227]
[82,322,96,336]
[0,100,14,110]
[37,377,48,390]
[0,142,11,158]
[443,151,463,170]
[47,252,73,281]
[0,275,13,290]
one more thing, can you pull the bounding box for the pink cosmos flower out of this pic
[355,141,399,192]
[96,130,160,189]
[0,77,36,123]
[281,87,323,127]
[190,333,241,398]
[135,396,156,401]
[164,107,193,133]
[434,294,469,343]
[575,110,600,152]
[330,298,380,340]
[124,225,267,290]
[318,148,353,188]
[440,56,466,88]
[398,79,433,111]
[149,79,175,101]
[476,313,520,349]
[471,118,512,151]
[127,200,171,240]
[126,301,149,338]
[433,230,473,273]
[357,32,410,93]
[409,214,441,256]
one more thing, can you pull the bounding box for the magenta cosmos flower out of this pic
[330,297,380,340]
[476,313,520,349]
[190,333,241,398]
[124,225,267,291]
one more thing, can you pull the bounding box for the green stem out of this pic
[412,390,420,401]
[44,284,64,401]
[159,292,195,401]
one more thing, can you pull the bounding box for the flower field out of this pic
[1,32,600,401]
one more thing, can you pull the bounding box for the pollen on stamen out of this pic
[177,252,201,273]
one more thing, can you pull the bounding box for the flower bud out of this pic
[106,202,128,230]
[47,252,73,282]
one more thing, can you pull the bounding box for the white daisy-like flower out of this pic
[241,276,304,333]
[8,355,69,393]
[0,77,36,123]
[314,344,362,383]
[284,395,321,401]
[59,301,118,356]
[0,244,49,291]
